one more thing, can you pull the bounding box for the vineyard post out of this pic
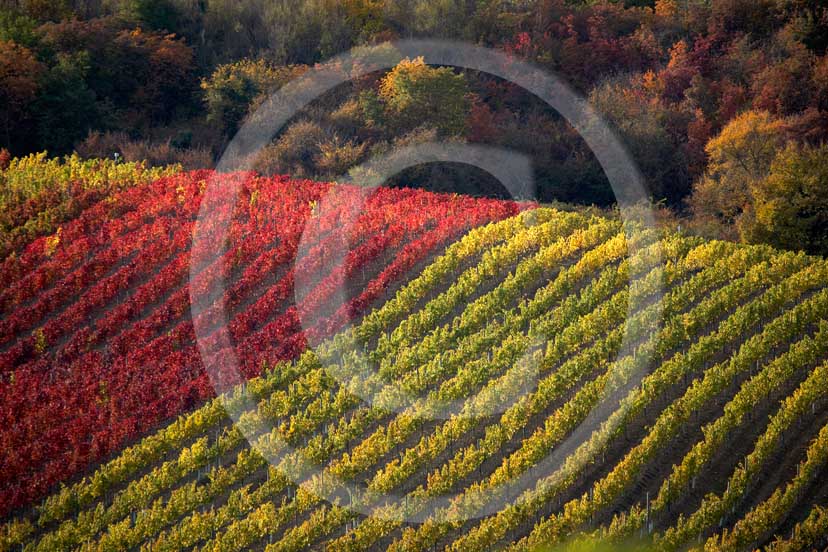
[645,491,650,532]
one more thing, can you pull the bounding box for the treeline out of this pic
[1,0,827,253]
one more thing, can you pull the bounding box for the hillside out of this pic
[3,204,828,551]
[0,170,518,516]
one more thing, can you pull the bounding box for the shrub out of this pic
[76,131,213,170]
[254,120,328,176]
[329,98,366,140]
[314,135,367,177]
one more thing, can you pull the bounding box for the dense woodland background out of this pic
[1,0,827,254]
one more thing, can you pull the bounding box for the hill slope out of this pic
[4,206,828,551]
[0,170,518,516]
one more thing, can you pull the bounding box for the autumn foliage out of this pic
[0,168,519,516]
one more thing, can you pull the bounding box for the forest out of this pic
[1,0,827,253]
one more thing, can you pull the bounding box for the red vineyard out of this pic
[0,171,520,517]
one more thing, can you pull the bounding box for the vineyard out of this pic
[2,162,828,551]
[0,161,519,520]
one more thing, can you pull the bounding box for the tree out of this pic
[19,0,71,22]
[338,0,387,43]
[588,74,691,205]
[0,8,41,48]
[0,39,43,153]
[39,18,198,130]
[377,56,470,136]
[410,0,467,38]
[709,0,779,38]
[813,54,828,110]
[112,27,197,124]
[704,110,787,181]
[745,143,828,255]
[34,52,98,154]
[202,59,307,136]
[688,110,788,239]
[751,30,814,115]
[122,0,181,33]
[780,0,828,54]
[197,0,323,65]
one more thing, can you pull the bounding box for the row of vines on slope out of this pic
[0,171,520,517]
[5,207,828,552]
